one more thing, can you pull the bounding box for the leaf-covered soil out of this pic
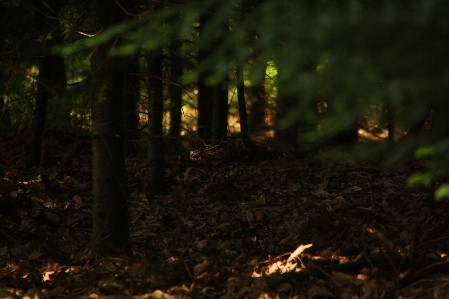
[1,132,449,298]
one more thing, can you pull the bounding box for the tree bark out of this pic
[169,45,183,138]
[47,14,69,131]
[27,3,67,166]
[27,54,50,166]
[197,14,214,141]
[248,61,267,135]
[236,64,249,140]
[211,83,229,143]
[147,50,165,194]
[211,19,229,144]
[90,0,132,257]
[123,55,140,156]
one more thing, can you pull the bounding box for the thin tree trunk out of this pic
[211,82,228,143]
[386,103,395,142]
[326,97,359,147]
[48,15,69,131]
[236,64,249,139]
[169,45,182,138]
[27,54,50,166]
[248,61,267,134]
[211,19,229,144]
[124,55,140,155]
[197,14,214,141]
[27,3,67,166]
[91,0,132,257]
[147,50,165,194]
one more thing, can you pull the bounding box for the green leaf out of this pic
[407,173,432,187]
[415,146,434,159]
[179,71,198,85]
[435,184,449,201]
[52,42,86,56]
[143,39,161,51]
[108,44,139,56]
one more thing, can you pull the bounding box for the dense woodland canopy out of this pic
[2,0,448,173]
[1,0,449,297]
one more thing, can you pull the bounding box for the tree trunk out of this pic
[169,45,183,138]
[197,14,214,141]
[275,62,319,152]
[386,103,395,142]
[27,4,67,166]
[248,61,267,135]
[211,82,229,143]
[47,15,69,131]
[90,0,132,257]
[27,54,50,166]
[123,55,140,156]
[211,19,229,144]
[326,97,359,147]
[274,92,299,151]
[147,50,165,194]
[236,64,249,140]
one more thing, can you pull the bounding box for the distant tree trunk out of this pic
[123,55,140,156]
[0,67,11,130]
[248,61,266,134]
[0,96,7,130]
[326,97,359,147]
[236,64,249,139]
[90,0,132,257]
[275,62,320,152]
[383,75,395,142]
[27,4,67,166]
[27,54,50,166]
[147,50,165,194]
[274,92,299,151]
[197,14,214,141]
[331,121,359,146]
[430,89,449,139]
[211,81,229,143]
[48,18,69,131]
[211,19,229,144]
[169,45,183,138]
[386,103,395,142]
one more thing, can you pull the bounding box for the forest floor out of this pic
[1,132,449,299]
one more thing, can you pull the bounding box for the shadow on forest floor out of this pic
[1,132,449,298]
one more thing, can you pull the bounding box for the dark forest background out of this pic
[1,0,449,297]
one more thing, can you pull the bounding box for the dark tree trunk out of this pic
[331,122,359,146]
[123,55,140,156]
[386,103,395,142]
[0,66,11,129]
[274,92,299,151]
[197,14,214,141]
[147,50,165,194]
[326,97,359,147]
[248,63,267,135]
[430,90,449,139]
[211,19,229,144]
[169,45,183,138]
[90,0,132,257]
[236,64,249,140]
[29,51,67,164]
[27,4,67,166]
[197,72,213,141]
[48,17,69,131]
[166,44,183,154]
[211,82,229,143]
[275,62,319,152]
[27,54,50,166]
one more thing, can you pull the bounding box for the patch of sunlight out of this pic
[252,244,312,277]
